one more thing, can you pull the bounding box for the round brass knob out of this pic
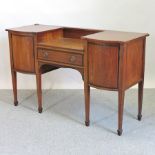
[70,55,76,62]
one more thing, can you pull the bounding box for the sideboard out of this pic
[6,24,149,135]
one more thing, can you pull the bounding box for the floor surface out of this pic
[0,89,155,155]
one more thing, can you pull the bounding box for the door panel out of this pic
[12,34,35,73]
[88,43,119,89]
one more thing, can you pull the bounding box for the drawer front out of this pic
[88,43,119,89]
[38,49,83,66]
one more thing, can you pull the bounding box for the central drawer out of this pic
[38,49,83,66]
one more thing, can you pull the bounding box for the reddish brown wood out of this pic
[83,30,149,43]
[8,32,18,106]
[11,71,18,106]
[117,90,125,136]
[138,38,146,121]
[38,49,83,66]
[38,38,84,51]
[84,33,148,135]
[11,34,35,72]
[6,24,61,33]
[138,81,143,120]
[36,72,42,113]
[124,39,144,88]
[84,83,90,126]
[6,24,149,136]
[6,25,63,110]
[116,44,127,135]
[88,43,119,89]
[63,27,101,39]
[37,29,63,42]
[83,40,90,126]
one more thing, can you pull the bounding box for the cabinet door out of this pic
[88,43,119,89]
[12,34,35,73]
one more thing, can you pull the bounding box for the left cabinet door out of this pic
[11,34,35,73]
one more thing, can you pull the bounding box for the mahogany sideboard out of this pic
[6,24,149,135]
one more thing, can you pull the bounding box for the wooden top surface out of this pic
[83,30,149,43]
[38,38,84,51]
[6,24,62,33]
[6,24,149,43]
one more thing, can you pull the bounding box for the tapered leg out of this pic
[36,73,42,113]
[84,83,90,126]
[117,90,125,136]
[11,70,18,106]
[138,81,144,121]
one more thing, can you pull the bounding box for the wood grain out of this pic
[38,49,83,66]
[6,24,61,33]
[83,30,149,43]
[38,38,84,51]
[6,24,149,135]
[88,43,119,89]
[11,34,35,72]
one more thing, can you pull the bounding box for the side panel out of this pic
[11,34,35,72]
[125,39,144,88]
[88,43,119,89]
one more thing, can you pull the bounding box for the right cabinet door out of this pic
[88,43,119,89]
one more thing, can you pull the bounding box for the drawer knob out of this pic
[70,55,76,62]
[43,52,48,58]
